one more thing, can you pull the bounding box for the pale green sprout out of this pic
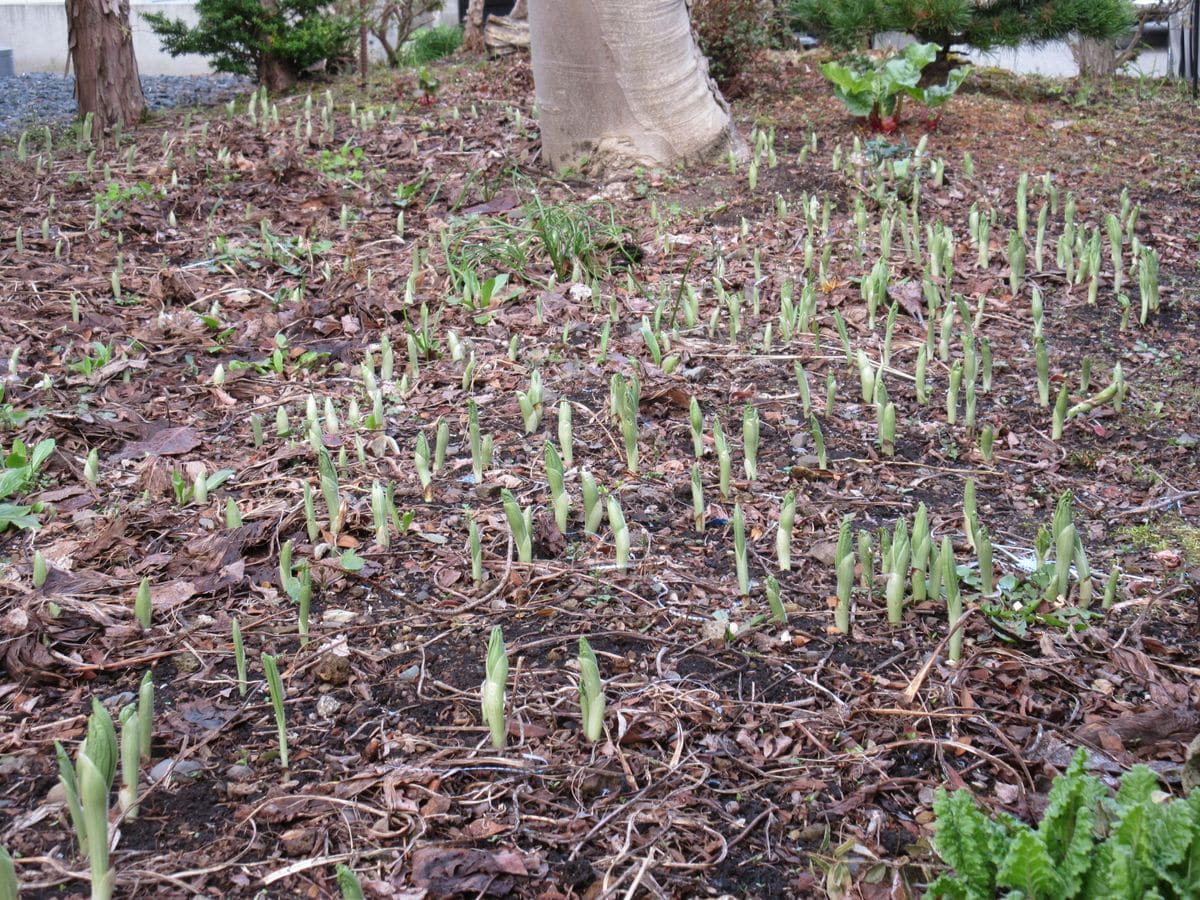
[1103,566,1120,609]
[221,496,242,528]
[733,503,749,596]
[885,519,911,625]
[777,491,796,571]
[33,549,48,588]
[118,704,140,818]
[794,363,811,417]
[1035,202,1048,271]
[481,626,508,750]
[303,482,319,543]
[1035,336,1049,407]
[297,562,312,645]
[581,471,603,535]
[1052,383,1069,440]
[1105,212,1123,295]
[517,369,544,433]
[766,575,786,625]
[857,349,875,403]
[262,653,289,772]
[371,481,389,547]
[912,507,932,604]
[468,516,483,586]
[713,418,731,498]
[962,478,977,550]
[415,432,433,501]
[557,400,573,468]
[135,577,151,629]
[84,448,99,488]
[55,700,118,898]
[0,846,16,900]
[336,864,366,900]
[544,442,569,533]
[979,424,995,463]
[612,374,640,474]
[317,446,341,536]
[434,418,449,474]
[810,416,827,470]
[689,397,705,458]
[857,529,873,591]
[577,637,605,743]
[379,334,394,382]
[1074,541,1093,608]
[78,747,113,899]
[1067,366,1125,419]
[690,464,704,533]
[500,489,533,564]
[977,525,993,597]
[834,517,854,634]
[276,406,291,437]
[826,372,836,414]
[880,401,896,457]
[607,495,630,572]
[915,345,929,405]
[1054,523,1077,602]
[640,316,662,366]
[943,536,963,663]
[946,361,962,425]
[279,540,301,601]
[323,397,339,435]
[742,405,759,482]
[468,399,492,483]
[232,619,247,697]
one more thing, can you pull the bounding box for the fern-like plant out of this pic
[930,748,1200,899]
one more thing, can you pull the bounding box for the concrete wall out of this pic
[0,0,459,75]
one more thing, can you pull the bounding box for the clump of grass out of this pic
[398,25,462,67]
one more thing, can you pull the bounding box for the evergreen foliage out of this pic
[145,0,356,85]
[790,0,1137,52]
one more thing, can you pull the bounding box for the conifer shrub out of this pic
[790,0,1136,55]
[145,0,357,91]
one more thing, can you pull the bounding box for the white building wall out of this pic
[0,0,457,75]
[0,0,212,74]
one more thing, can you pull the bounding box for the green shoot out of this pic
[481,626,508,750]
[261,653,289,772]
[500,489,533,564]
[577,637,605,743]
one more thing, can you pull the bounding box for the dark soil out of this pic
[0,49,1198,898]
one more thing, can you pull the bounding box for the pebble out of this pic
[0,72,251,137]
[148,757,204,783]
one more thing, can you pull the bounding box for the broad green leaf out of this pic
[339,548,365,571]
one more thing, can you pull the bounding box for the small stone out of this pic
[316,694,341,718]
[226,764,255,782]
[149,758,203,783]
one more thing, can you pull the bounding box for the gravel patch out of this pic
[0,72,252,137]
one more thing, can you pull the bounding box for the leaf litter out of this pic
[0,51,1197,897]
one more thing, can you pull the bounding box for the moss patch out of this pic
[1117,514,1200,566]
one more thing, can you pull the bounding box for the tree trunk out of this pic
[463,0,487,52]
[65,0,145,140]
[529,0,742,175]
[1071,37,1120,78]
[257,53,299,93]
